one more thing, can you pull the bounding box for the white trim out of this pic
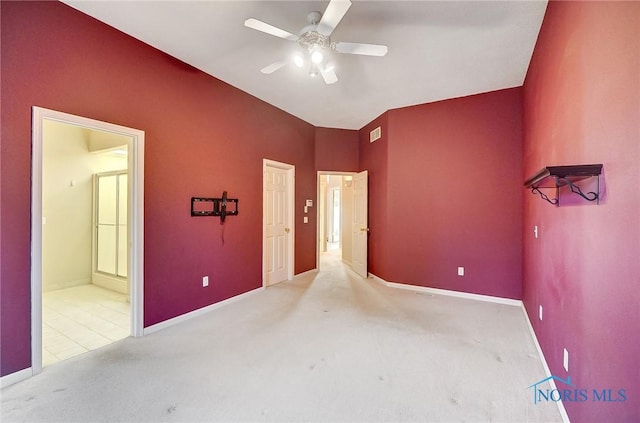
[31,107,145,377]
[521,305,571,423]
[369,272,568,421]
[0,368,32,389]
[368,273,522,307]
[31,109,44,376]
[262,159,295,287]
[143,287,264,335]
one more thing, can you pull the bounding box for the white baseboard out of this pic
[368,273,522,307]
[521,305,571,423]
[1,367,32,388]
[92,273,127,294]
[143,287,264,335]
[369,273,568,421]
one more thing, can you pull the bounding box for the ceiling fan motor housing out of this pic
[307,11,322,25]
[297,30,330,51]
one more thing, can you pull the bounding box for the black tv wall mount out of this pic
[191,191,238,223]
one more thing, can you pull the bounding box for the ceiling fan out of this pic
[244,0,388,84]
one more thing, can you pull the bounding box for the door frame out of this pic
[262,159,295,287]
[31,107,145,375]
[315,171,357,270]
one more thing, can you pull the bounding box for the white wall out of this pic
[341,178,353,265]
[42,120,127,292]
[319,176,327,254]
[326,175,342,245]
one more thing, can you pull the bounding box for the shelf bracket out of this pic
[555,176,599,203]
[530,186,558,205]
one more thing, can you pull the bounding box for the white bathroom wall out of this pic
[42,120,127,292]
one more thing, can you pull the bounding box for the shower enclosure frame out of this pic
[92,169,129,295]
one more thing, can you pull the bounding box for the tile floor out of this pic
[42,284,130,367]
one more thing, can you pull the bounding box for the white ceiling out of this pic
[63,1,548,130]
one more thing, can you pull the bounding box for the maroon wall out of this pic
[361,89,524,299]
[523,1,639,421]
[0,1,316,376]
[314,127,359,172]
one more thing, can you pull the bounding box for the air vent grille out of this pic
[370,126,382,142]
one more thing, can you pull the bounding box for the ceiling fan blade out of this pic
[316,0,352,36]
[261,60,288,75]
[334,42,388,57]
[244,18,298,41]
[320,66,338,85]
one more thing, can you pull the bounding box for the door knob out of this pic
[285,227,290,233]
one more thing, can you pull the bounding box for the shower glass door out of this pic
[95,171,127,278]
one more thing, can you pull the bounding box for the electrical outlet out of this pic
[457,267,464,276]
[202,276,209,287]
[539,305,543,320]
[563,348,569,372]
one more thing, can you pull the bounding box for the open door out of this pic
[352,170,368,278]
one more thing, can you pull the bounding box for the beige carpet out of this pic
[1,251,562,422]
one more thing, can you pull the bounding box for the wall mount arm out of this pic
[524,164,603,206]
[191,192,239,223]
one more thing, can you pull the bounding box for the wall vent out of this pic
[370,126,382,143]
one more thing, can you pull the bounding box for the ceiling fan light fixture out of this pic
[293,54,305,67]
[245,0,385,85]
[310,48,324,64]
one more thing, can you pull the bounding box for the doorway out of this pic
[317,172,354,269]
[263,159,295,287]
[31,107,145,375]
[317,171,368,276]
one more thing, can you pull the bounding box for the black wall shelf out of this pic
[524,164,603,205]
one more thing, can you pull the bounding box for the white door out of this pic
[264,160,294,286]
[352,170,368,278]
